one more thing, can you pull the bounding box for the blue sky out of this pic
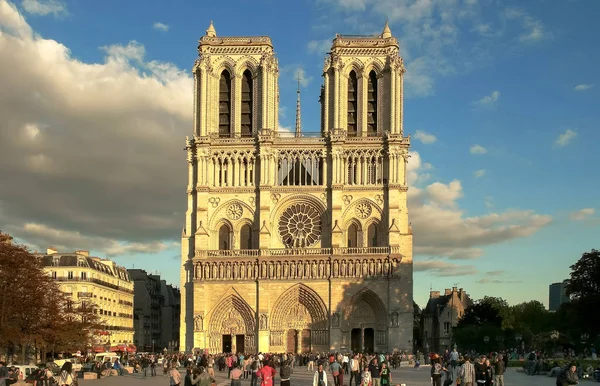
[0,0,598,309]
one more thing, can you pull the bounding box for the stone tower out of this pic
[180,22,413,355]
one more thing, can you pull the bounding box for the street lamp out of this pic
[496,336,504,350]
[483,336,490,353]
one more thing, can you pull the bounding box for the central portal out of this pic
[287,330,298,353]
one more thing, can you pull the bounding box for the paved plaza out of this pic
[75,366,561,386]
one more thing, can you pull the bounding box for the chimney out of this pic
[47,247,58,254]
[444,288,452,296]
[76,250,90,257]
[459,288,466,301]
[430,291,440,299]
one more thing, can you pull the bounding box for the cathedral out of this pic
[180,21,413,354]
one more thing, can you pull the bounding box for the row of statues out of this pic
[193,257,402,281]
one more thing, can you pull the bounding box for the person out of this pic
[493,355,505,386]
[430,357,444,386]
[474,356,486,386]
[259,360,276,386]
[556,363,579,386]
[230,364,243,386]
[191,366,216,386]
[360,365,371,386]
[251,356,262,386]
[459,355,476,386]
[185,368,194,386]
[280,359,291,386]
[368,358,380,386]
[169,364,182,386]
[313,363,328,386]
[349,354,360,386]
[330,359,342,386]
[483,359,494,386]
[379,362,391,386]
[450,348,459,369]
[59,362,75,386]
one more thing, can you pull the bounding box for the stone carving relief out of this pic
[249,197,256,205]
[375,194,383,205]
[390,311,399,327]
[193,257,401,281]
[194,314,204,331]
[226,203,243,220]
[208,197,220,208]
[342,195,353,205]
[320,192,327,204]
[331,312,340,328]
[271,193,281,204]
[259,314,268,330]
[278,203,322,248]
[355,202,372,219]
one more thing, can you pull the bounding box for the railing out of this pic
[118,300,133,306]
[77,292,93,298]
[54,277,134,294]
[195,246,398,258]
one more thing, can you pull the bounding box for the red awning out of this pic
[109,345,128,352]
[93,346,105,353]
[127,344,137,353]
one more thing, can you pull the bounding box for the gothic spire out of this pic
[295,74,302,138]
[206,20,216,37]
[382,21,392,38]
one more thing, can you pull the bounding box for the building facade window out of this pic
[367,71,378,136]
[68,271,74,279]
[347,71,358,137]
[347,223,359,247]
[218,224,231,250]
[240,224,252,250]
[241,70,253,137]
[219,71,232,137]
[443,322,450,334]
[367,223,378,247]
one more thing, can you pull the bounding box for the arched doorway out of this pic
[342,288,388,353]
[270,284,328,353]
[208,294,256,353]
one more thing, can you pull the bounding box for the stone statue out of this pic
[391,311,399,327]
[383,259,390,275]
[259,314,268,330]
[331,313,340,328]
[318,260,324,277]
[226,264,232,279]
[333,260,339,277]
[194,315,204,331]
[204,264,210,279]
[376,260,382,275]
[312,261,318,278]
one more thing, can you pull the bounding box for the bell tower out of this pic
[321,21,404,137]
[193,21,279,138]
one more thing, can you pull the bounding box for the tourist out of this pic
[556,363,579,386]
[169,364,182,386]
[493,355,505,386]
[313,363,328,386]
[458,355,475,386]
[379,362,391,386]
[483,359,494,386]
[280,359,291,386]
[230,364,243,386]
[259,360,276,386]
[349,354,360,386]
[430,357,444,386]
[330,358,342,386]
[360,366,371,386]
[368,358,380,386]
[58,362,75,386]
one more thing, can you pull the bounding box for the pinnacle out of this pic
[206,20,216,37]
[382,21,392,38]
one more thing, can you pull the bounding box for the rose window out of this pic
[278,203,322,248]
[226,203,243,220]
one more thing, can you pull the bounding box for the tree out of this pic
[457,300,503,328]
[0,231,102,362]
[564,249,600,337]
[511,300,550,336]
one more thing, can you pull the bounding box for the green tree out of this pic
[564,249,600,337]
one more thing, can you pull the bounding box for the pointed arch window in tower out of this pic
[347,71,358,137]
[348,223,359,248]
[367,71,378,136]
[241,70,253,137]
[240,224,252,250]
[219,71,232,137]
[367,223,378,247]
[218,224,231,250]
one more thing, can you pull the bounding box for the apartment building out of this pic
[39,248,135,350]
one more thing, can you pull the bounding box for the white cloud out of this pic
[413,129,437,144]
[0,1,192,251]
[414,260,478,277]
[408,155,552,260]
[569,208,595,221]
[280,65,313,87]
[476,278,521,284]
[474,169,485,178]
[474,90,500,106]
[505,8,551,44]
[553,129,577,148]
[21,0,66,17]
[574,84,594,91]
[470,144,487,155]
[307,39,331,54]
[152,22,169,32]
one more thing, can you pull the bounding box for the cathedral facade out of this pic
[180,21,413,354]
